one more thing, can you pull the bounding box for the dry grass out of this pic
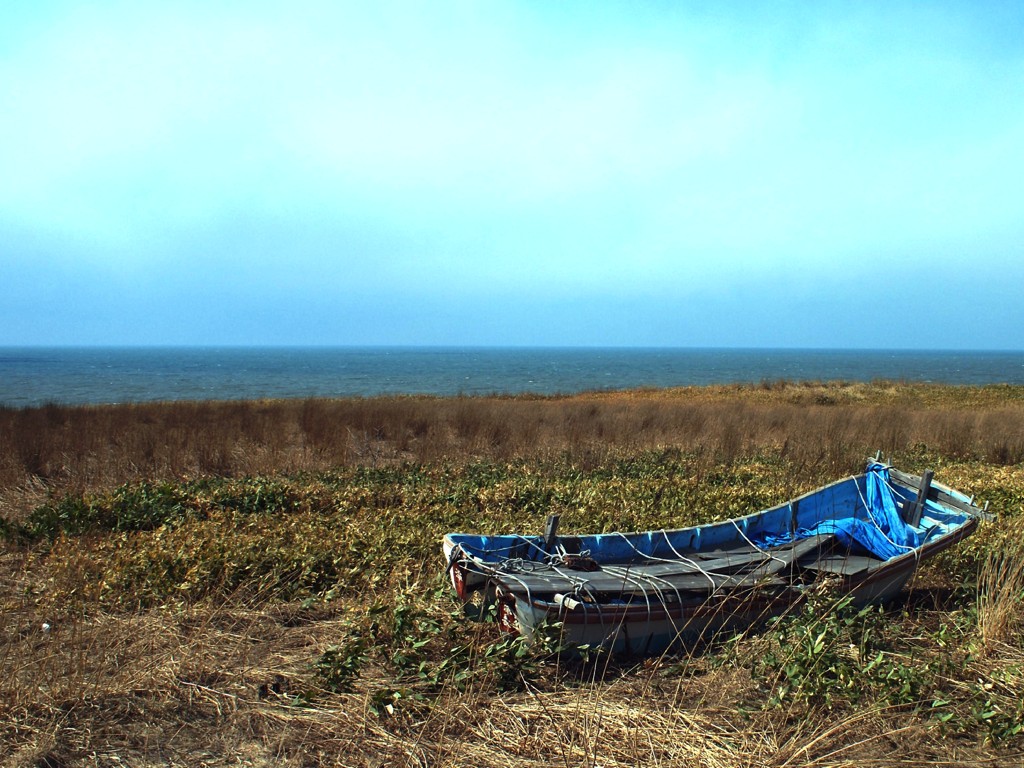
[2,381,1023,522]
[976,522,1024,655]
[2,383,1024,766]
[0,601,998,768]
[4,603,1017,768]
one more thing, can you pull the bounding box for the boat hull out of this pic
[501,513,977,654]
[443,463,984,654]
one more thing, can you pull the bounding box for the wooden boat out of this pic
[442,461,986,655]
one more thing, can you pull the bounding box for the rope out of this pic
[657,529,721,590]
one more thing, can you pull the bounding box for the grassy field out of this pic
[1,381,1023,766]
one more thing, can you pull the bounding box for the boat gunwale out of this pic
[444,464,957,562]
[443,470,866,557]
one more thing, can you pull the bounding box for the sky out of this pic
[1,1,1022,349]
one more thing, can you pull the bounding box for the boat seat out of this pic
[495,566,793,599]
[491,535,834,599]
[797,554,882,577]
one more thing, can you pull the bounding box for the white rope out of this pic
[599,565,676,647]
[658,529,719,590]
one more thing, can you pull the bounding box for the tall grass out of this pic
[2,382,1023,520]
[976,525,1024,654]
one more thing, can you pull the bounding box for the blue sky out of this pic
[1,1,1022,348]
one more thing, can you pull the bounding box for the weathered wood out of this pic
[798,554,881,577]
[500,566,790,598]
[905,469,934,527]
[493,535,832,599]
[544,513,561,550]
[889,467,977,515]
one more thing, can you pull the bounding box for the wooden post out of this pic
[544,513,561,551]
[907,469,934,527]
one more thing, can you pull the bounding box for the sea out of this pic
[1,347,1023,408]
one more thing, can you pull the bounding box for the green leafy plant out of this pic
[314,633,369,693]
[750,593,942,710]
[477,619,566,692]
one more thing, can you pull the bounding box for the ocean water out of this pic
[1,347,1022,408]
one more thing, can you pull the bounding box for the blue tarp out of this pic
[756,463,921,560]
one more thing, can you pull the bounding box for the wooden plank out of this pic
[908,469,934,526]
[498,567,791,598]
[492,535,832,598]
[797,555,879,577]
[888,468,979,515]
[543,514,560,550]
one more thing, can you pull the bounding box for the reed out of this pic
[2,382,1023,518]
[975,521,1024,654]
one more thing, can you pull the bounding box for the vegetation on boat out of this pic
[1,381,1023,766]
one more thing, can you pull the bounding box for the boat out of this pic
[442,461,987,655]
